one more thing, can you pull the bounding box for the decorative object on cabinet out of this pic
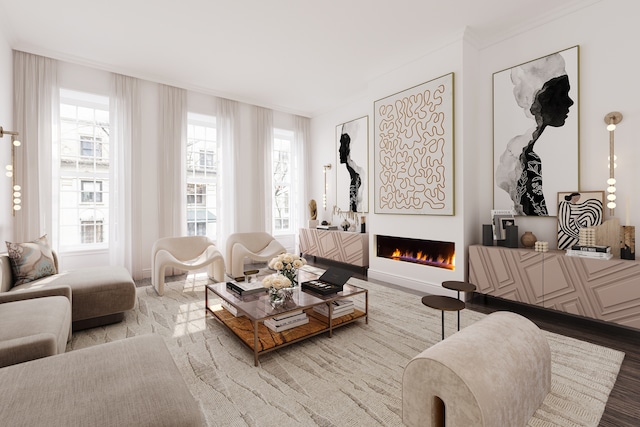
[604,111,622,215]
[521,231,537,248]
[493,46,579,216]
[491,209,515,240]
[556,191,604,250]
[374,72,454,215]
[593,217,621,258]
[0,126,22,215]
[322,164,331,210]
[336,116,368,213]
[620,225,635,260]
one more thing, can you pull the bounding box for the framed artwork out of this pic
[557,191,604,249]
[336,116,368,212]
[374,72,454,215]
[491,209,515,240]
[493,46,579,217]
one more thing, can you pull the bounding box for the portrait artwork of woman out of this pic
[495,53,575,216]
[557,192,603,250]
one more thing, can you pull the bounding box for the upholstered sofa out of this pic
[1,249,136,331]
[0,334,205,426]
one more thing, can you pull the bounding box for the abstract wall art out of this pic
[557,191,604,250]
[374,73,454,215]
[336,116,368,212]
[493,46,579,217]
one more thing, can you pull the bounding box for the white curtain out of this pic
[216,97,239,253]
[109,74,141,275]
[256,107,273,232]
[293,115,309,254]
[12,51,58,244]
[157,84,187,238]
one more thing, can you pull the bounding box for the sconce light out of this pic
[322,164,331,210]
[604,112,622,216]
[0,126,22,215]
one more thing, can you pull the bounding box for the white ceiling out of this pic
[0,0,598,117]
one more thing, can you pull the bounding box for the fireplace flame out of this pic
[390,248,455,270]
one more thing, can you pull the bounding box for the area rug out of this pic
[68,270,624,427]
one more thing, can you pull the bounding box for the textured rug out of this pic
[68,269,624,427]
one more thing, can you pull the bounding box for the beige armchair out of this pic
[152,236,225,296]
[225,232,286,279]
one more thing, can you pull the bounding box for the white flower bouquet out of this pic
[268,253,306,286]
[261,274,292,290]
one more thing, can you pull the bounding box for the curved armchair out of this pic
[225,232,286,279]
[151,236,225,296]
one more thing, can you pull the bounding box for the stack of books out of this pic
[313,299,354,318]
[226,280,267,296]
[566,245,613,260]
[264,310,309,332]
[220,299,240,317]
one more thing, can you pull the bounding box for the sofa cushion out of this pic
[5,235,57,287]
[12,265,136,324]
[0,334,205,427]
[0,296,71,368]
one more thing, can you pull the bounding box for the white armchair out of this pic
[225,232,286,279]
[151,236,225,296]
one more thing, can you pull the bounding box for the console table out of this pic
[299,228,369,268]
[468,244,640,331]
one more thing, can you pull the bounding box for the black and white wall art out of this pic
[493,46,579,216]
[336,116,368,213]
[557,191,604,250]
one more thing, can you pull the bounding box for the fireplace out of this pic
[376,235,455,270]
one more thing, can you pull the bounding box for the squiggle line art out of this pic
[374,75,453,214]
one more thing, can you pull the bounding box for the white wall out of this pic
[309,0,640,294]
[0,28,13,244]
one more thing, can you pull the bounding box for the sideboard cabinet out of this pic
[468,244,640,330]
[299,228,369,268]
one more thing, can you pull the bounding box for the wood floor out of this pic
[305,257,640,427]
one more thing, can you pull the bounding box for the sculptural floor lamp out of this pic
[604,112,622,216]
[0,126,21,215]
[323,164,331,210]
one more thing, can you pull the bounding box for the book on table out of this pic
[313,299,355,317]
[570,245,611,253]
[264,315,309,332]
[220,299,240,317]
[566,249,613,259]
[226,280,267,296]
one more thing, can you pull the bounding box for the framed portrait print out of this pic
[374,72,454,215]
[557,191,604,249]
[336,116,368,212]
[493,46,579,217]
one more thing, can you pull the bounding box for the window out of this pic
[272,128,293,233]
[58,89,110,249]
[186,113,217,239]
[81,180,103,203]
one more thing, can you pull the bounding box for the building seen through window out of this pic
[58,89,110,249]
[187,113,217,240]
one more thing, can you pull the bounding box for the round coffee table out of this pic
[421,295,465,340]
[442,281,477,331]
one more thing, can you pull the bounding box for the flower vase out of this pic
[282,269,298,287]
[269,287,285,309]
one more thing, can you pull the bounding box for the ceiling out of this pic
[0,0,597,117]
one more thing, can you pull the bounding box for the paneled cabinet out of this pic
[468,244,640,330]
[299,228,369,268]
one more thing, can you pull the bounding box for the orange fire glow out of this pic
[390,248,455,270]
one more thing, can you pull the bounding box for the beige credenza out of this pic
[299,228,369,268]
[468,244,640,330]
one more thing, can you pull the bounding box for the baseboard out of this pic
[367,268,456,298]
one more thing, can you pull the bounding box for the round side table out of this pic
[421,295,465,340]
[442,281,477,331]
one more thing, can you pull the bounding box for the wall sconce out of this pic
[0,126,22,215]
[322,164,331,210]
[604,112,622,216]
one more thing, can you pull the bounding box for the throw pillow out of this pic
[5,235,57,287]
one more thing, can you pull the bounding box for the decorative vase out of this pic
[268,286,294,309]
[281,269,298,287]
[521,231,537,248]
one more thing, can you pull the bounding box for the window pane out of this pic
[58,89,109,249]
[186,113,217,241]
[272,129,294,234]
